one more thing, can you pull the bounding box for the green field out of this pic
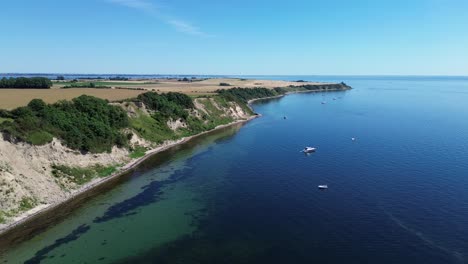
[53,81,157,87]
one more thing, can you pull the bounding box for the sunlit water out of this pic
[1,76,468,263]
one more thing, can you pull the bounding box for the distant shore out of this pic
[247,87,350,105]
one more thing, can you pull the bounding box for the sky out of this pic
[1,0,467,75]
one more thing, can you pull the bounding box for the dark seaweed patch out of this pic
[93,166,192,224]
[24,224,91,264]
[93,179,165,223]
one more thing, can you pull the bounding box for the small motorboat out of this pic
[302,147,316,153]
[318,185,328,189]
[351,137,356,141]
[321,101,326,104]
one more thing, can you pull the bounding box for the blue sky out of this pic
[1,0,467,75]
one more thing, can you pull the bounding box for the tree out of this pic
[27,99,47,112]
[0,77,52,89]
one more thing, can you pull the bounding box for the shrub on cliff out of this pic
[137,92,193,120]
[0,96,129,153]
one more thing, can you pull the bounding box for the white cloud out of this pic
[167,19,205,36]
[107,0,154,11]
[107,0,207,36]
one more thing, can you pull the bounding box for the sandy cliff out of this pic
[0,98,252,228]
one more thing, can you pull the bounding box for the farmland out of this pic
[0,78,328,109]
[0,89,145,110]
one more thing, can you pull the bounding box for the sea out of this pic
[1,75,468,264]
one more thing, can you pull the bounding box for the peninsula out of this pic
[0,77,351,245]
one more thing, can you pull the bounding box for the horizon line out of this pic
[1,73,467,77]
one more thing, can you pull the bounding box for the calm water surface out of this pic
[1,76,468,263]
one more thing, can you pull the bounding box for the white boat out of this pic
[302,147,316,153]
[318,185,328,189]
[351,137,356,141]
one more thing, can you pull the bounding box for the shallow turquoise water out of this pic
[2,76,468,263]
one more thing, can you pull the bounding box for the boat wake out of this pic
[383,209,464,263]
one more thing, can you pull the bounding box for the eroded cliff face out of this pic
[194,97,252,120]
[0,138,130,221]
[0,98,253,227]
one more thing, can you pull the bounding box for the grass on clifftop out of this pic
[130,109,177,144]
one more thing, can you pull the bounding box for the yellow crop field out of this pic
[0,89,145,110]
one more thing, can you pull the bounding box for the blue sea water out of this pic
[1,76,468,263]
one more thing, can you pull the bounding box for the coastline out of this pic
[247,87,350,105]
[0,115,258,238]
[0,85,351,244]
